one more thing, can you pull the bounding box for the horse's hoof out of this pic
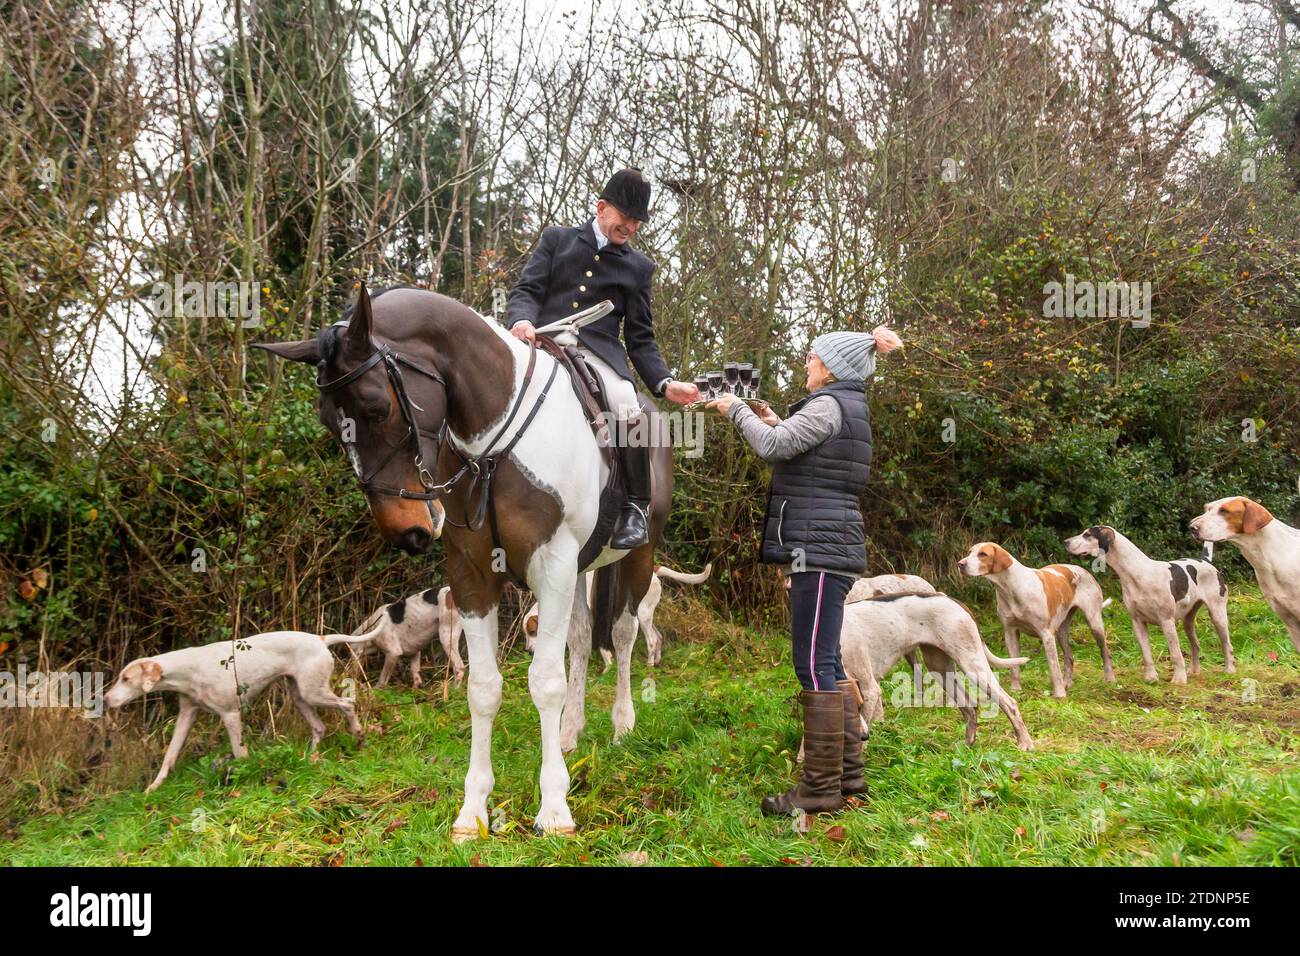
[451,826,482,844]
[534,823,576,838]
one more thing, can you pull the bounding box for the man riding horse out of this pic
[506,168,700,549]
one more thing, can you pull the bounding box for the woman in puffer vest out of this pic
[708,326,902,817]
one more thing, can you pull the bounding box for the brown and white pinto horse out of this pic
[254,284,671,839]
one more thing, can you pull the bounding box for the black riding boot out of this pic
[610,437,651,550]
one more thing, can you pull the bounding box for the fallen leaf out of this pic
[469,853,487,867]
[18,580,36,601]
[1099,782,1109,792]
[930,810,949,822]
[30,569,49,589]
[1015,827,1026,837]
[383,817,407,837]
[826,825,846,842]
[620,850,650,866]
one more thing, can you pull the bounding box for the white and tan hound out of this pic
[1064,526,1232,683]
[1192,496,1300,653]
[845,573,936,603]
[104,630,375,792]
[839,591,1034,750]
[958,542,1113,697]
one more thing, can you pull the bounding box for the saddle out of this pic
[533,333,630,571]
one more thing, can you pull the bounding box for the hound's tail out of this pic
[983,646,1031,669]
[946,596,1029,668]
[654,561,713,585]
[1101,597,1113,609]
[324,624,385,648]
[351,606,387,636]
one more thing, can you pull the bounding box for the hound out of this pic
[958,543,1114,697]
[1192,496,1300,653]
[524,562,712,668]
[838,592,1034,750]
[846,573,936,603]
[104,630,375,792]
[1064,526,1232,683]
[353,586,464,687]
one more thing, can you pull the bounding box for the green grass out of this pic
[3,584,1298,866]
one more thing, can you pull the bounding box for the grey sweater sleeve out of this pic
[727,395,842,462]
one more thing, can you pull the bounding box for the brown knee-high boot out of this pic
[760,689,845,816]
[837,679,868,797]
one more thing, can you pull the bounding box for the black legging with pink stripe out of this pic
[788,570,855,691]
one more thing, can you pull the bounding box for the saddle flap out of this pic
[533,334,614,447]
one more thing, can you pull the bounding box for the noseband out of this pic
[315,335,558,533]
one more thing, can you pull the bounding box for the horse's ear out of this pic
[347,281,373,354]
[250,339,320,364]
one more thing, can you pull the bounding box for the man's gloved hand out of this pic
[510,321,537,343]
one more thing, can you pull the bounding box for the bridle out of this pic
[316,341,449,501]
[315,333,558,533]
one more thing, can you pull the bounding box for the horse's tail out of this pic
[590,562,621,654]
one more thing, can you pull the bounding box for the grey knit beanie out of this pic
[811,331,877,384]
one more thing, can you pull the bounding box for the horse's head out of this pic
[253,284,447,554]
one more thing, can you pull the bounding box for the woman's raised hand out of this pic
[872,326,903,354]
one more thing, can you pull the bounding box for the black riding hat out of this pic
[598,167,651,221]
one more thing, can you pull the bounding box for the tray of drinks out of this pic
[692,361,763,405]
